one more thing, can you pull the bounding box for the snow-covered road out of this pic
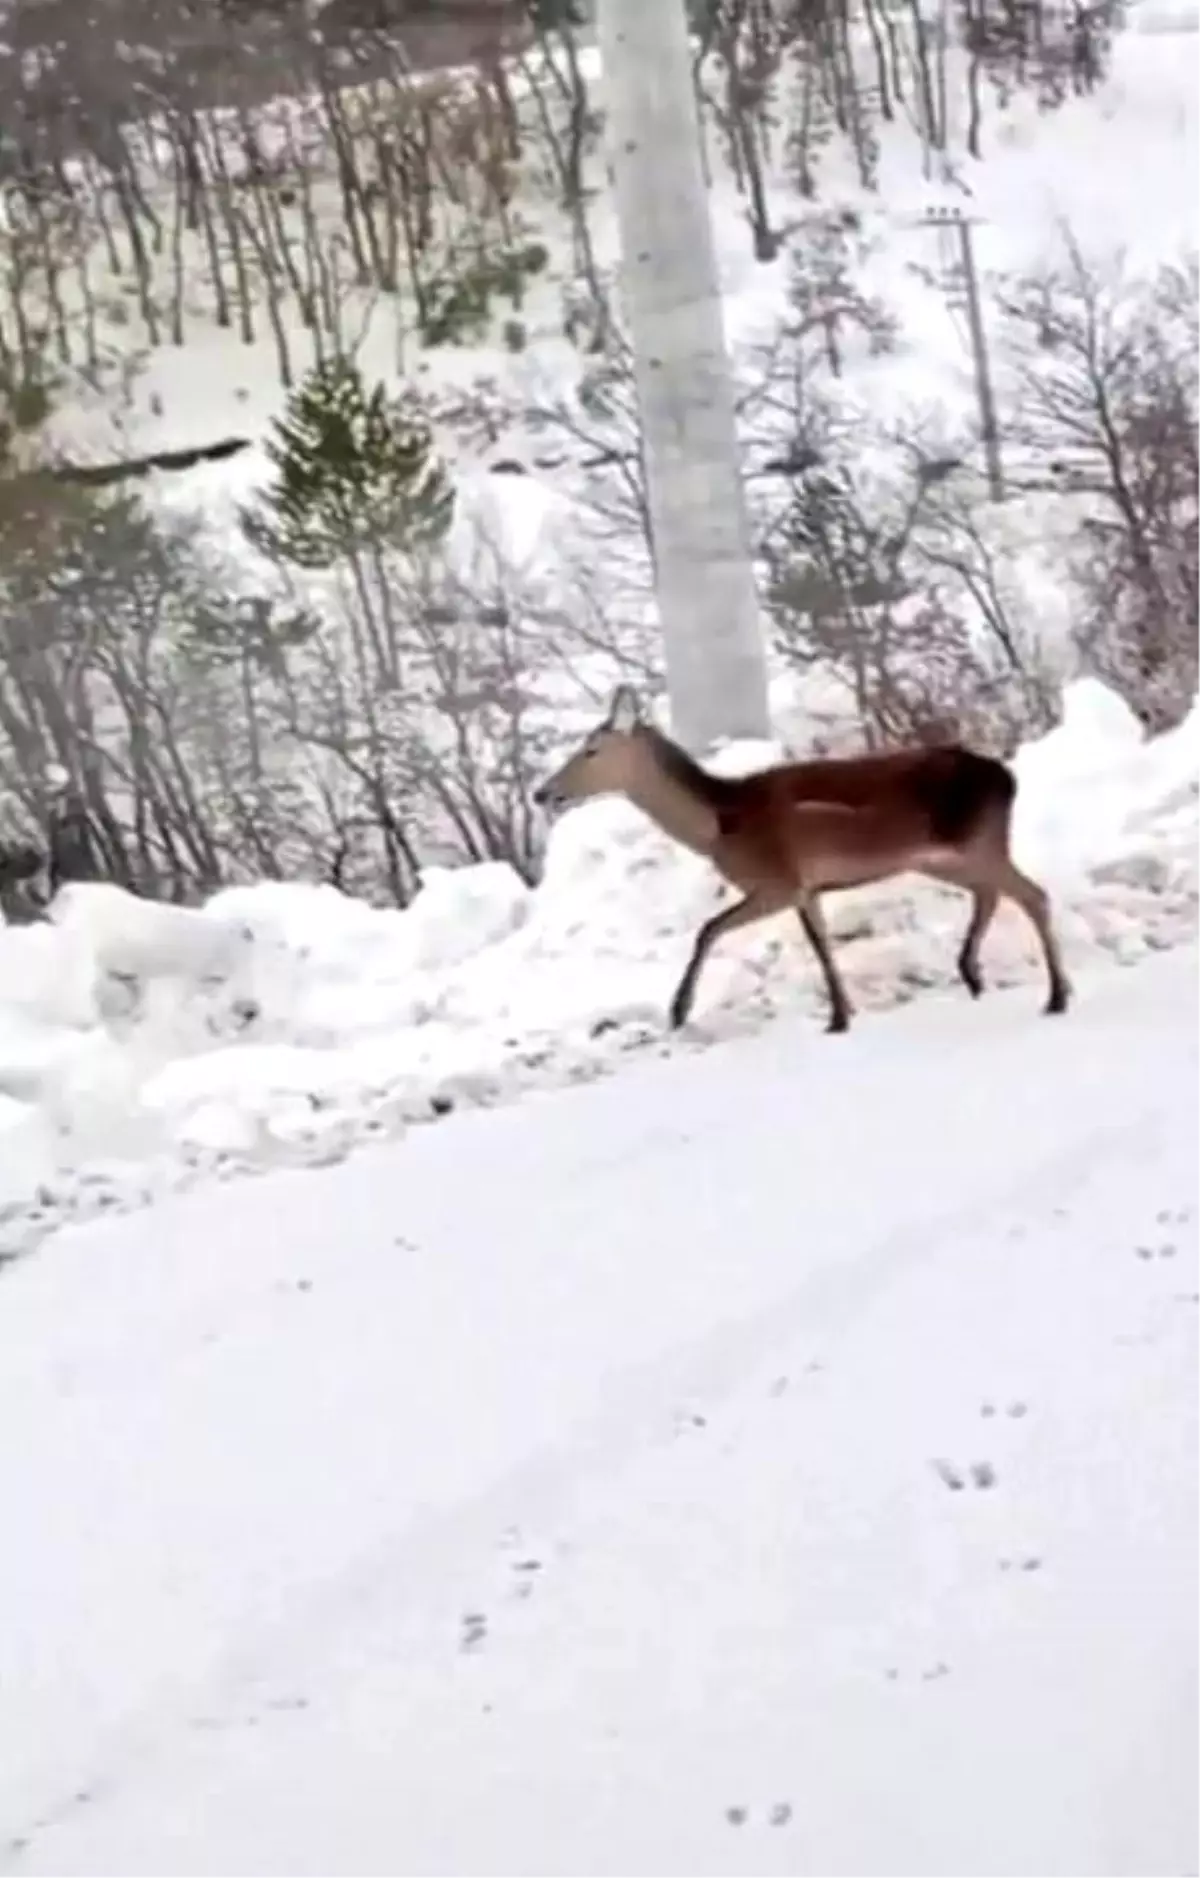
[2,949,1196,1876]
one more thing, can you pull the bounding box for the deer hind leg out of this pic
[796,891,854,1034]
[669,887,788,1030]
[997,860,1072,1015]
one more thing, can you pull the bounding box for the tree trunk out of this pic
[596,0,769,750]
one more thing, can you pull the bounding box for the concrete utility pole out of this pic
[596,0,770,750]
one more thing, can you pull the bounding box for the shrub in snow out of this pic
[418,232,550,348]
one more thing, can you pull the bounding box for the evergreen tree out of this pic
[244,356,455,570]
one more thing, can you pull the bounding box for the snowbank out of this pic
[0,680,1195,1261]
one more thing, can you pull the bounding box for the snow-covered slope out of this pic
[44,16,1198,470]
[1,941,1195,1876]
[27,5,1195,606]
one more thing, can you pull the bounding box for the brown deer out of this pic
[533,685,1071,1035]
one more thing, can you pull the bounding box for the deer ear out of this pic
[607,683,643,731]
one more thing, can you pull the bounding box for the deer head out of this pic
[533,684,649,812]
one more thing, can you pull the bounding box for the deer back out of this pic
[776,746,1016,848]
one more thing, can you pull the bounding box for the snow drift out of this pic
[0,679,1195,1261]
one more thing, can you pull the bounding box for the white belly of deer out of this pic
[806,847,958,891]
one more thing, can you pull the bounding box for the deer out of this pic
[532,685,1071,1036]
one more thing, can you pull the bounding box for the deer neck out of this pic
[625,765,720,858]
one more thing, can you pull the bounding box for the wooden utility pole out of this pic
[596,0,770,749]
[921,206,1005,502]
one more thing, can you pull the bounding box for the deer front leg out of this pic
[669,889,787,1030]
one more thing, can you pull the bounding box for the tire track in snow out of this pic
[6,1099,1180,1871]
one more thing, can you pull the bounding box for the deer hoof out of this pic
[826,1010,851,1036]
[1044,984,1071,1017]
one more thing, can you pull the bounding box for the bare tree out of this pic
[765,430,1057,753]
[1000,237,1197,729]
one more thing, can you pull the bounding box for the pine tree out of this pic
[244,357,455,570]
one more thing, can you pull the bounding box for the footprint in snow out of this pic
[724,1803,793,1828]
[490,1531,551,1608]
[932,1457,997,1491]
[509,1557,543,1602]
[935,1402,1035,1484]
[1156,1207,1194,1227]
[460,1612,488,1652]
[471,1539,555,1645]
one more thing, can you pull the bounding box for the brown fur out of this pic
[534,686,1071,1035]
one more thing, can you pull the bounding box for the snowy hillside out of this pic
[36,11,1198,481]
[1,938,1195,1876]
[6,0,1191,626]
